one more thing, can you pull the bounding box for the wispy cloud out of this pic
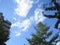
[15,0,33,17]
[12,8,46,37]
[15,31,21,36]
[13,17,17,21]
[20,19,31,31]
[12,0,46,37]
[11,19,31,32]
[11,19,31,37]
[34,9,46,23]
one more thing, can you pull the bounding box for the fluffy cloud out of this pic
[28,8,46,24]
[15,0,33,17]
[11,19,31,32]
[12,8,45,31]
[56,42,60,45]
[20,19,31,31]
[34,9,46,23]
[12,0,46,37]
[12,8,46,37]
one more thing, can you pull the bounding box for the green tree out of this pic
[27,22,59,45]
[27,0,60,45]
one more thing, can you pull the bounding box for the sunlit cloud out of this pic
[15,0,34,17]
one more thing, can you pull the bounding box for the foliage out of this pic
[27,22,59,45]
[27,0,60,45]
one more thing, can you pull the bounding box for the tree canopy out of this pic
[27,22,59,45]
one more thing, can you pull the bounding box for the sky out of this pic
[0,0,60,45]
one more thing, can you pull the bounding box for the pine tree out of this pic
[27,22,59,45]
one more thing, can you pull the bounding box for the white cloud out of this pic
[11,22,21,27]
[11,19,31,32]
[56,42,60,45]
[15,0,34,17]
[15,31,21,36]
[12,8,46,35]
[34,9,46,23]
[13,17,17,21]
[11,19,31,37]
[28,9,46,24]
[13,0,46,37]
[20,19,31,31]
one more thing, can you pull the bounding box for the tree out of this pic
[43,0,60,29]
[27,22,59,45]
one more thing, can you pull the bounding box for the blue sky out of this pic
[0,0,60,45]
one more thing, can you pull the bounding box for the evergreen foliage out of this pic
[27,22,59,45]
